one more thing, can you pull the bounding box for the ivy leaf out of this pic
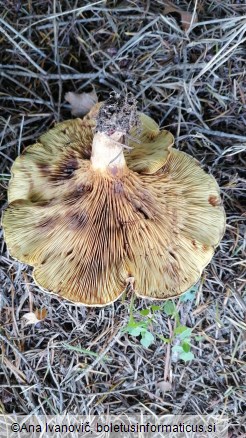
[180,285,198,302]
[163,301,176,316]
[172,345,183,354]
[174,326,192,339]
[179,351,194,362]
[181,341,191,353]
[128,326,143,336]
[151,305,161,312]
[122,320,137,333]
[140,309,150,316]
[140,331,154,348]
[174,325,188,335]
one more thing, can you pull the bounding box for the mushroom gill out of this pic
[2,93,225,306]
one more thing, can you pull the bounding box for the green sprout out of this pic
[123,298,160,348]
[123,285,200,362]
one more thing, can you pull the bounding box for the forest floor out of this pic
[0,1,245,435]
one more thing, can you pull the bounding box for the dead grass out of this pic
[0,0,245,432]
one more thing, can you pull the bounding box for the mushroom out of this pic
[2,92,225,306]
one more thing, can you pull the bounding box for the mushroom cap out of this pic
[2,105,225,306]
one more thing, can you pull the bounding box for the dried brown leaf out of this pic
[34,308,47,321]
[65,90,98,116]
[22,308,47,326]
[163,1,198,31]
[157,380,172,394]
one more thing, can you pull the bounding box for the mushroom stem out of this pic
[91,91,139,173]
[90,131,126,172]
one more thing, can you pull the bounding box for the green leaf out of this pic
[62,344,110,361]
[195,335,204,341]
[174,325,189,335]
[181,341,191,353]
[172,345,183,354]
[128,315,137,326]
[128,326,143,336]
[180,285,198,302]
[151,305,161,312]
[163,301,176,316]
[122,320,137,333]
[140,309,150,316]
[174,326,192,339]
[158,335,171,344]
[140,331,155,348]
[179,351,194,362]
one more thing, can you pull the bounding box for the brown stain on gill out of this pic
[208,195,221,207]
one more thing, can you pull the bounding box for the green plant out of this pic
[161,300,194,361]
[123,286,199,361]
[123,299,160,348]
